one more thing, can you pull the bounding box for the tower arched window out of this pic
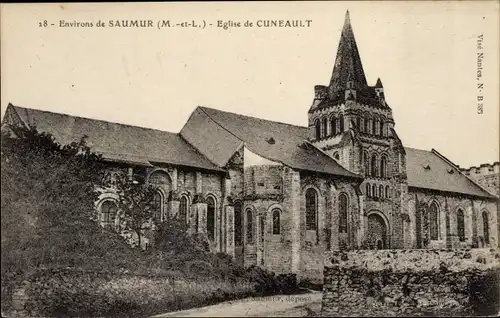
[482,211,489,244]
[272,208,281,235]
[379,185,384,199]
[246,209,254,243]
[322,117,328,138]
[430,202,439,240]
[372,184,377,198]
[314,119,321,140]
[339,193,348,234]
[385,185,390,198]
[305,188,318,231]
[371,154,378,177]
[364,151,369,176]
[339,115,344,133]
[372,118,377,135]
[457,209,465,242]
[356,117,361,131]
[101,200,117,229]
[207,196,216,241]
[366,183,371,197]
[364,114,370,133]
[153,191,163,222]
[180,195,189,223]
[380,156,388,178]
[331,116,337,136]
[379,120,385,136]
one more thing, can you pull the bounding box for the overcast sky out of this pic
[1,2,499,168]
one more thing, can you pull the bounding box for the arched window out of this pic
[457,209,465,242]
[364,115,370,133]
[101,200,117,228]
[379,120,384,136]
[153,192,163,222]
[364,151,369,176]
[482,211,489,244]
[260,217,265,244]
[372,118,377,135]
[305,188,318,231]
[315,119,321,140]
[322,117,328,138]
[371,154,378,177]
[339,193,348,234]
[379,185,384,199]
[234,201,243,245]
[272,209,281,235]
[207,196,216,241]
[331,116,337,136]
[366,183,371,197]
[336,117,341,134]
[430,202,439,240]
[180,195,189,223]
[356,117,361,131]
[372,184,377,198]
[246,209,253,243]
[380,156,387,178]
[333,152,340,161]
[385,185,390,198]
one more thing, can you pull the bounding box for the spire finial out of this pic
[345,10,350,24]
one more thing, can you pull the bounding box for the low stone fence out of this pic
[3,267,254,317]
[320,248,500,317]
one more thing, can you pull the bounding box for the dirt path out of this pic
[153,291,322,317]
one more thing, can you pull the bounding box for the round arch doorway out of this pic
[367,211,389,250]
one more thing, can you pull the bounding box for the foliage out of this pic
[106,169,158,248]
[1,124,302,316]
[466,269,500,316]
[1,125,107,273]
[0,125,154,310]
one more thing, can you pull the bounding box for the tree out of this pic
[107,170,158,249]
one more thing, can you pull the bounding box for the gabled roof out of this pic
[3,104,223,172]
[405,147,496,199]
[181,106,362,179]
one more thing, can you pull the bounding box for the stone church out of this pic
[2,11,498,281]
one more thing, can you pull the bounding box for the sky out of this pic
[1,1,499,169]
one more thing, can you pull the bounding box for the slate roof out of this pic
[405,147,496,199]
[310,11,389,112]
[329,10,368,94]
[181,106,362,179]
[3,104,223,172]
[3,104,496,199]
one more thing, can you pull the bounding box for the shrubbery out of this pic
[466,268,500,316]
[1,125,299,316]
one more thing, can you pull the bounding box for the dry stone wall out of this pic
[321,249,500,317]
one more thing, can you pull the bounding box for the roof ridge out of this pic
[199,106,308,130]
[430,148,496,199]
[177,132,225,169]
[9,104,179,135]
[198,106,244,142]
[304,140,362,179]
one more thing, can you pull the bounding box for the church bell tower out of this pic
[307,11,408,249]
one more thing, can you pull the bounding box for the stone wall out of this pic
[5,268,255,317]
[321,249,500,317]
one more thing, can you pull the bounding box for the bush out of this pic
[466,268,500,316]
[1,125,301,316]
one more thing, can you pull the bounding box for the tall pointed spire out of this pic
[328,10,367,97]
